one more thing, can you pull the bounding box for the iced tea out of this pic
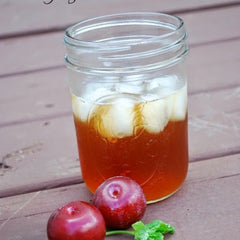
[64,12,189,202]
[71,83,188,202]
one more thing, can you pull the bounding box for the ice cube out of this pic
[115,81,144,95]
[171,84,187,120]
[141,97,172,133]
[147,78,160,91]
[144,76,181,100]
[93,97,135,138]
[141,93,159,102]
[84,83,115,102]
[71,94,94,122]
[146,76,175,91]
[71,83,116,122]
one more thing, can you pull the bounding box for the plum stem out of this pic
[106,230,135,236]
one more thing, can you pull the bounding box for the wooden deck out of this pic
[0,1,240,239]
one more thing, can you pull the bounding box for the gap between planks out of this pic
[0,175,83,199]
[0,152,239,226]
[1,34,240,80]
[0,151,239,199]
[0,1,239,40]
[0,37,240,81]
[0,81,239,129]
[165,0,240,15]
[0,173,239,239]
[1,6,240,79]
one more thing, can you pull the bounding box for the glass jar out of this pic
[64,12,189,203]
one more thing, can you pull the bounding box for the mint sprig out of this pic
[106,220,175,240]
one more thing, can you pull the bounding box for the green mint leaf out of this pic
[132,221,146,231]
[106,220,174,240]
[146,220,175,234]
[132,221,149,240]
[148,231,164,240]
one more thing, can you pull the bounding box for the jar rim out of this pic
[63,12,185,49]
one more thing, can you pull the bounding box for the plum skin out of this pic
[93,176,146,229]
[47,201,106,240]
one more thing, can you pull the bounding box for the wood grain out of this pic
[0,86,239,197]
[0,0,239,37]
[1,6,240,76]
[0,154,239,239]
[188,39,240,94]
[0,68,71,126]
[1,1,239,239]
[0,116,80,197]
[0,38,239,127]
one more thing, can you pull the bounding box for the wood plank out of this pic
[0,116,80,198]
[0,68,71,126]
[1,6,240,76]
[1,38,239,127]
[0,86,239,197]
[0,0,238,37]
[0,33,64,77]
[189,89,240,160]
[183,5,240,46]
[0,154,239,239]
[188,39,240,94]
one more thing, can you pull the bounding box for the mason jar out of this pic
[63,12,189,203]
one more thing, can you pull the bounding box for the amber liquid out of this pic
[74,115,188,202]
